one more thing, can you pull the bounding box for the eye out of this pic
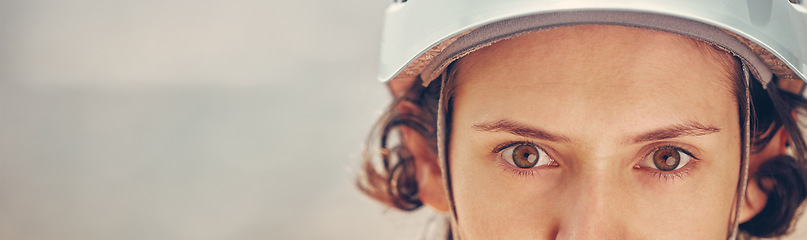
[500,144,554,169]
[638,146,693,171]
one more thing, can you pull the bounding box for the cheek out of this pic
[448,129,548,238]
[631,144,741,238]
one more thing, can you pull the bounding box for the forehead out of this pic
[456,25,736,88]
[452,25,739,140]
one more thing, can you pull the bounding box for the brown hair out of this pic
[357,51,807,239]
[357,77,442,211]
[738,78,807,238]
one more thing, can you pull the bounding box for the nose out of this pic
[555,169,630,240]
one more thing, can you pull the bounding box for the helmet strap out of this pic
[436,69,460,239]
[729,63,753,239]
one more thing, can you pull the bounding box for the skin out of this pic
[448,25,742,239]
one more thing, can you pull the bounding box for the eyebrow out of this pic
[472,120,720,144]
[472,120,571,143]
[629,122,720,144]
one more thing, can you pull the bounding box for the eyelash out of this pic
[638,144,701,182]
[492,142,701,181]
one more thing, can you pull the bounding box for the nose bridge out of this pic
[557,155,627,239]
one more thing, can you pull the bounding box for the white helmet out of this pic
[375,0,807,239]
[379,0,807,98]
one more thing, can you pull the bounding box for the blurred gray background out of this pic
[1,0,438,239]
[1,1,805,240]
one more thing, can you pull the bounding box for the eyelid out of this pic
[492,141,554,154]
[640,143,701,161]
[492,141,527,153]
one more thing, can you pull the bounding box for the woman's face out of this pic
[449,25,741,239]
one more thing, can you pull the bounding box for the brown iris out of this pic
[512,145,540,168]
[653,148,680,171]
